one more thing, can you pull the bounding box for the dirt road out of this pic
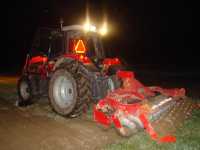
[0,76,122,150]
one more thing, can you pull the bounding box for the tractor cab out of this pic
[61,25,122,72]
[31,27,64,58]
[31,25,105,57]
[30,25,107,68]
[28,24,121,76]
[62,25,105,60]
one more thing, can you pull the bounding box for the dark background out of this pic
[1,0,197,74]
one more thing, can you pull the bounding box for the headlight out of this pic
[83,19,108,36]
[83,22,96,32]
[99,22,108,36]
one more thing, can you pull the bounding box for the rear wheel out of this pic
[49,60,91,117]
[17,76,33,106]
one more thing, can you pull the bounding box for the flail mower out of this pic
[93,71,194,143]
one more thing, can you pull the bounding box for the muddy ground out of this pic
[0,76,122,150]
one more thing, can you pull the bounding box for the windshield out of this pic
[66,31,105,59]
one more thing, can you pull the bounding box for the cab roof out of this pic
[61,25,83,32]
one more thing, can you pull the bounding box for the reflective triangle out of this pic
[75,40,86,53]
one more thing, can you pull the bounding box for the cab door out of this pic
[28,28,51,75]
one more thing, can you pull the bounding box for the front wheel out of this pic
[17,76,33,106]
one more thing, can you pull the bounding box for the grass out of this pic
[0,82,16,89]
[103,108,200,150]
[0,82,17,103]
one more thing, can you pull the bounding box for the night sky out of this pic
[2,0,196,73]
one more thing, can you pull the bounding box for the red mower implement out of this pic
[94,71,193,143]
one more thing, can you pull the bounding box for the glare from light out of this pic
[83,22,90,31]
[83,14,96,32]
[90,25,96,32]
[99,22,108,36]
[83,21,96,32]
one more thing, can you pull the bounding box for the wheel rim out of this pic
[20,81,30,100]
[53,75,75,109]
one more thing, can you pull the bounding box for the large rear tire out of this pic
[49,60,91,118]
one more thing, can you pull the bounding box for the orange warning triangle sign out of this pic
[75,40,86,53]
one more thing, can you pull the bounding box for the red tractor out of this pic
[17,24,124,117]
[17,22,194,141]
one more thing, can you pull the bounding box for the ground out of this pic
[0,76,122,150]
[0,75,199,150]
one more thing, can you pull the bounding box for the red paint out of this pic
[38,65,47,79]
[116,71,185,98]
[64,54,91,64]
[112,115,122,128]
[28,56,50,79]
[29,56,47,64]
[159,136,176,143]
[93,105,111,127]
[117,71,155,97]
[102,58,121,66]
[139,114,158,140]
[117,71,134,78]
[150,86,186,98]
[105,97,141,114]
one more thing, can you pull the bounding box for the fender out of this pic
[27,56,48,75]
[29,56,48,65]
